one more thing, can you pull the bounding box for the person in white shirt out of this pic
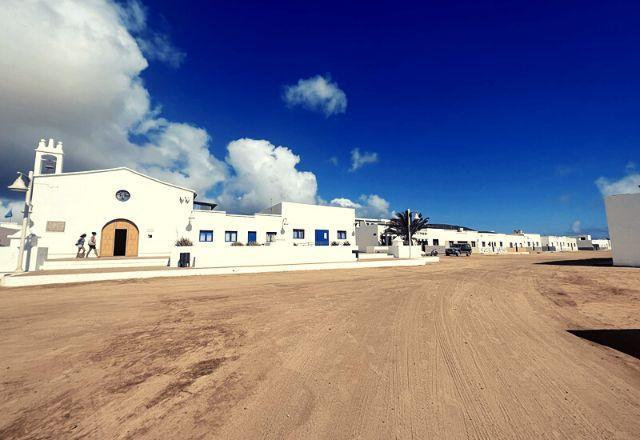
[86,232,99,258]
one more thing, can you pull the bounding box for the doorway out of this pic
[114,229,127,256]
[100,219,139,257]
[314,229,329,246]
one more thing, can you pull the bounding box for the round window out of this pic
[115,189,131,202]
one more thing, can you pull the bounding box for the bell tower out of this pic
[34,138,64,176]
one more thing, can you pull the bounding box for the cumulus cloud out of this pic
[571,220,581,233]
[595,173,640,196]
[328,156,339,166]
[0,1,384,216]
[330,194,390,218]
[0,0,222,196]
[217,139,318,213]
[283,75,347,116]
[116,0,185,68]
[350,148,379,172]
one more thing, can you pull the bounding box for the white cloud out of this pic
[116,0,185,68]
[350,148,379,172]
[328,156,339,166]
[218,139,318,213]
[595,174,640,196]
[571,220,581,233]
[283,75,347,116]
[330,194,390,218]
[0,0,222,196]
[0,1,382,215]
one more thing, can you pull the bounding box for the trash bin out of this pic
[178,252,191,268]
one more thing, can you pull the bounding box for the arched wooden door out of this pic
[100,219,139,257]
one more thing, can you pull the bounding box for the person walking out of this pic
[75,234,86,258]
[86,232,99,258]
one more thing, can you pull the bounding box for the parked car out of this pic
[445,243,472,256]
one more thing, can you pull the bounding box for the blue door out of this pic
[248,231,257,243]
[315,229,329,246]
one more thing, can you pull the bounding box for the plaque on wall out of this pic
[46,221,66,232]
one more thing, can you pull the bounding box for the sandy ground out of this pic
[1,251,639,439]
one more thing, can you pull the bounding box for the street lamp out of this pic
[8,171,33,273]
[407,209,420,259]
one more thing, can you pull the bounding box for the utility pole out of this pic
[408,209,412,259]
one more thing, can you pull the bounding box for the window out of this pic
[433,239,440,246]
[293,229,305,239]
[509,242,513,248]
[266,232,277,242]
[225,231,237,242]
[449,241,454,246]
[499,241,503,247]
[424,239,429,246]
[471,241,476,247]
[337,230,347,240]
[199,230,213,242]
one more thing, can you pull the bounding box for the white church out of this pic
[2,139,357,272]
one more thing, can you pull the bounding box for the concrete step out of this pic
[40,256,169,271]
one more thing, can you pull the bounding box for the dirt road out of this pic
[1,252,639,439]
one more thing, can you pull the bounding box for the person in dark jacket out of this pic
[75,233,86,258]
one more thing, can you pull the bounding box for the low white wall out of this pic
[389,245,422,259]
[365,246,390,254]
[170,245,356,268]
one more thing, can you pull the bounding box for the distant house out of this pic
[574,234,611,251]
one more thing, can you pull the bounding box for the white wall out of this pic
[413,228,480,249]
[389,245,423,259]
[355,224,387,251]
[540,236,578,252]
[592,239,611,250]
[170,244,356,268]
[0,244,19,274]
[189,211,283,247]
[28,168,194,262]
[605,193,640,267]
[276,202,356,246]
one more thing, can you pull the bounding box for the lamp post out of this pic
[407,209,420,259]
[8,171,33,273]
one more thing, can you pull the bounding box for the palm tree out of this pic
[384,210,429,244]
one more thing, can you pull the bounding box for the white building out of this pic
[575,234,611,251]
[356,217,578,256]
[540,235,578,252]
[3,139,356,272]
[605,193,640,267]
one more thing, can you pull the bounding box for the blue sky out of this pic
[145,0,640,235]
[2,0,639,236]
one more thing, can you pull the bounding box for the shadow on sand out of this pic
[536,257,613,267]
[568,329,640,360]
